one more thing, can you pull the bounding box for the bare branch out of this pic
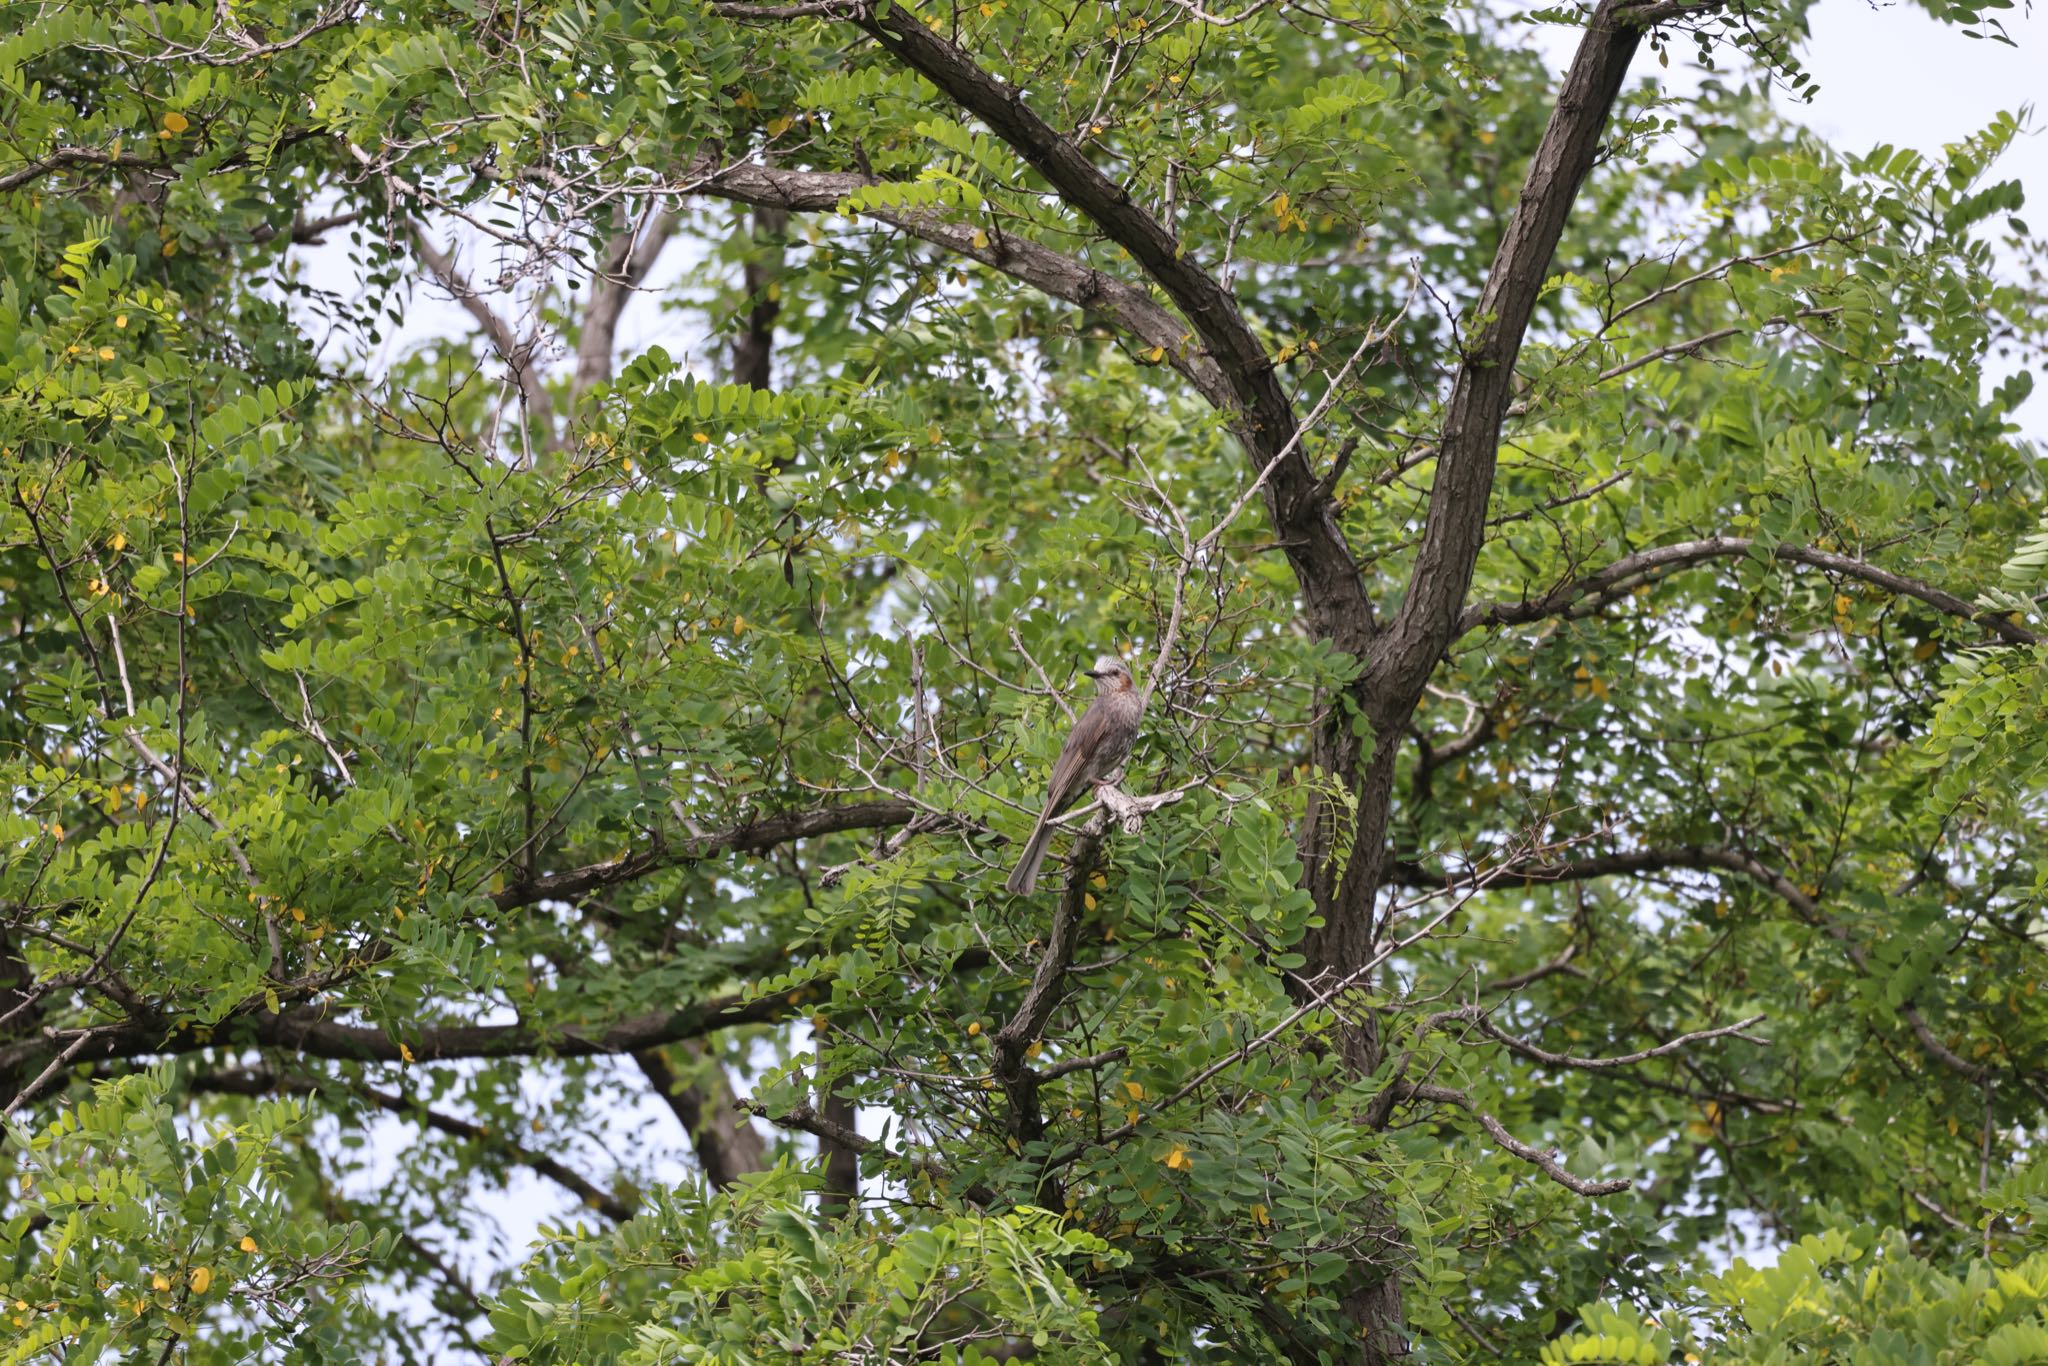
[1421,1005,1771,1071]
[491,799,917,911]
[1458,536,2041,645]
[735,1097,873,1152]
[1397,1082,1632,1196]
[410,223,558,444]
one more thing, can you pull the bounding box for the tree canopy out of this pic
[2,0,2047,1361]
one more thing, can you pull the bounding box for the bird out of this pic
[1006,653,1145,896]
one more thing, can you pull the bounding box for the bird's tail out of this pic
[1006,816,1056,896]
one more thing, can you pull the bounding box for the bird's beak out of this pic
[1082,670,1102,678]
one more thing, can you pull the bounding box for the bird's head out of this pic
[1084,653,1134,692]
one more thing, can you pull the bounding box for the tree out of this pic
[1,0,2044,1359]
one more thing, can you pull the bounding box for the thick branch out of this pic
[684,159,1229,407]
[0,943,995,1080]
[634,1042,768,1190]
[731,203,786,391]
[736,1097,873,1153]
[849,6,1371,650]
[573,207,677,399]
[1368,0,1696,712]
[993,826,1102,1154]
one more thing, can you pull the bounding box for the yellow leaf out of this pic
[1084,893,1097,911]
[1913,640,1939,660]
[1251,1202,1270,1225]
[115,314,128,328]
[692,432,710,444]
[50,823,64,842]
[1476,128,1496,145]
[967,1020,982,1036]
[765,115,794,137]
[1090,872,1107,889]
[189,1267,212,1294]
[971,228,989,249]
[1834,594,1852,615]
[151,1274,170,1292]
[399,1043,416,1064]
[239,1236,258,1253]
[98,346,114,360]
[1143,345,1166,363]
[162,112,189,134]
[110,532,126,551]
[1123,1081,1144,1101]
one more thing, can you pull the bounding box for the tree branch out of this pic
[1398,844,2031,1093]
[410,223,558,445]
[846,6,1372,649]
[573,205,677,400]
[491,799,917,911]
[1458,536,2040,644]
[993,825,1101,1158]
[634,1042,768,1190]
[682,159,1230,408]
[190,1066,637,1220]
[1420,1004,1771,1071]
[1367,0,1691,714]
[1397,1081,1633,1196]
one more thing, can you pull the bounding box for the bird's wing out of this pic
[1040,698,1111,815]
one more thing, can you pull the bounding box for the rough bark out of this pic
[635,1042,770,1190]
[731,204,786,391]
